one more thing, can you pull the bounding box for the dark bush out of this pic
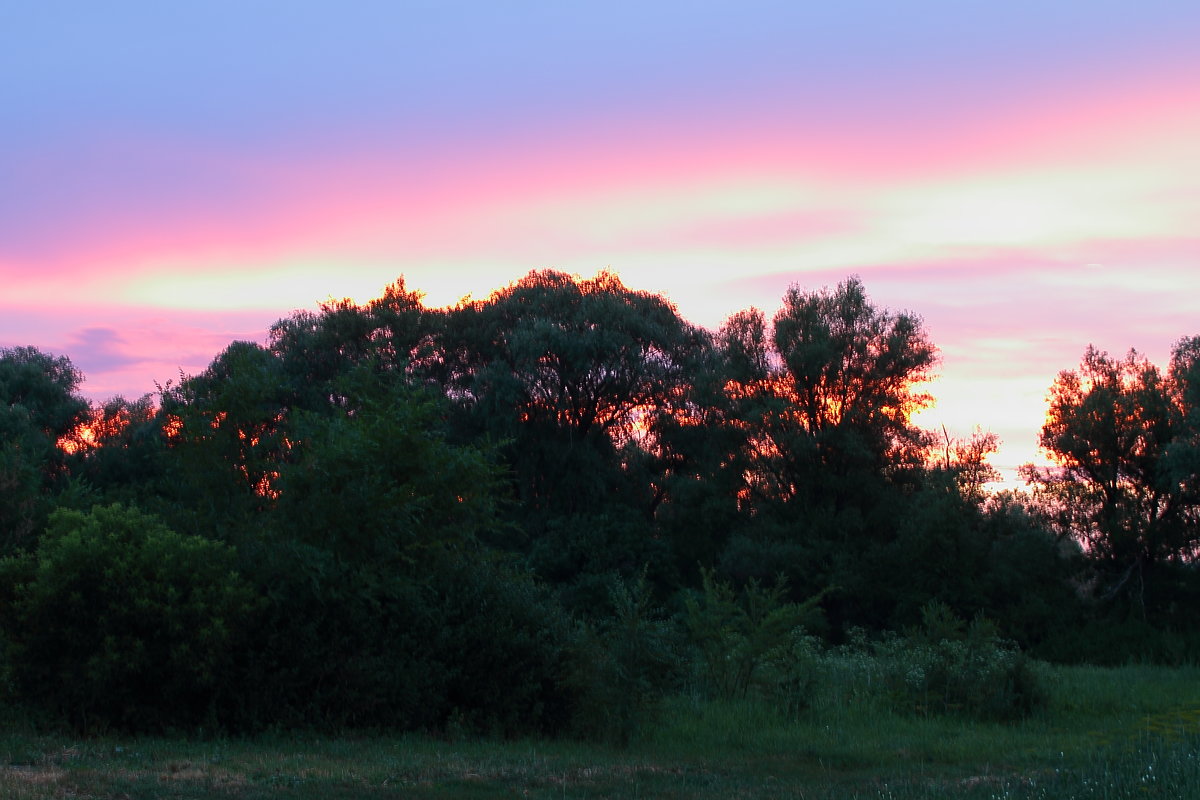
[874,601,1050,721]
[432,558,577,737]
[226,539,577,736]
[684,569,825,701]
[567,573,682,745]
[0,504,258,732]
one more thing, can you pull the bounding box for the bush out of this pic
[431,558,577,737]
[227,539,577,736]
[568,573,681,745]
[684,569,825,702]
[209,370,579,735]
[872,602,1050,721]
[764,629,824,717]
[0,504,258,732]
[224,537,445,732]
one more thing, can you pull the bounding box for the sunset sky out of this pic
[3,2,1199,484]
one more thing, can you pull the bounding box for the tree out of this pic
[66,394,166,508]
[443,270,708,456]
[711,278,939,628]
[1164,336,1200,537]
[155,278,438,537]
[230,367,578,733]
[977,491,1084,655]
[935,427,1002,506]
[0,346,89,442]
[267,277,437,410]
[157,341,294,534]
[722,276,938,517]
[1024,342,1200,617]
[438,270,713,595]
[269,367,503,563]
[773,276,937,456]
[0,347,90,550]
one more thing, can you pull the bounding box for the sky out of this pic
[3,1,1199,485]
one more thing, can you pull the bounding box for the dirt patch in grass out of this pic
[3,765,65,785]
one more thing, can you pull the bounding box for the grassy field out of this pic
[2,663,1199,798]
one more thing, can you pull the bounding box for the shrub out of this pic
[568,573,681,745]
[873,601,1050,721]
[765,629,824,717]
[430,557,577,737]
[684,568,825,701]
[0,504,258,732]
[227,540,576,736]
[224,538,446,732]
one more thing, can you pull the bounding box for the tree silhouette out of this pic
[0,346,89,550]
[721,276,937,517]
[1025,341,1200,617]
[268,277,437,410]
[441,270,710,513]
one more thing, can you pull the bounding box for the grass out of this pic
[2,663,1199,798]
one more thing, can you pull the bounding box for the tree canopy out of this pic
[1025,340,1200,621]
[1,269,1197,732]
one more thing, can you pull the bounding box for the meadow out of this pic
[2,663,1198,799]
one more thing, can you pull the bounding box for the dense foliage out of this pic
[0,271,1196,735]
[0,504,256,731]
[1023,338,1200,660]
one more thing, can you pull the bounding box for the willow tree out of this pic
[714,277,940,625]
[0,346,90,550]
[1025,340,1200,616]
[437,270,713,597]
[722,276,937,518]
[267,277,437,410]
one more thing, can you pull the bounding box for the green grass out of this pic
[2,663,1199,798]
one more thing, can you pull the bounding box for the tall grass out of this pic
[648,659,1200,796]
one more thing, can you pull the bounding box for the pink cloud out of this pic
[3,49,1196,419]
[714,240,1198,381]
[6,58,1197,301]
[615,209,862,253]
[0,306,280,403]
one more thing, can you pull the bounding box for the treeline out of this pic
[0,270,1197,735]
